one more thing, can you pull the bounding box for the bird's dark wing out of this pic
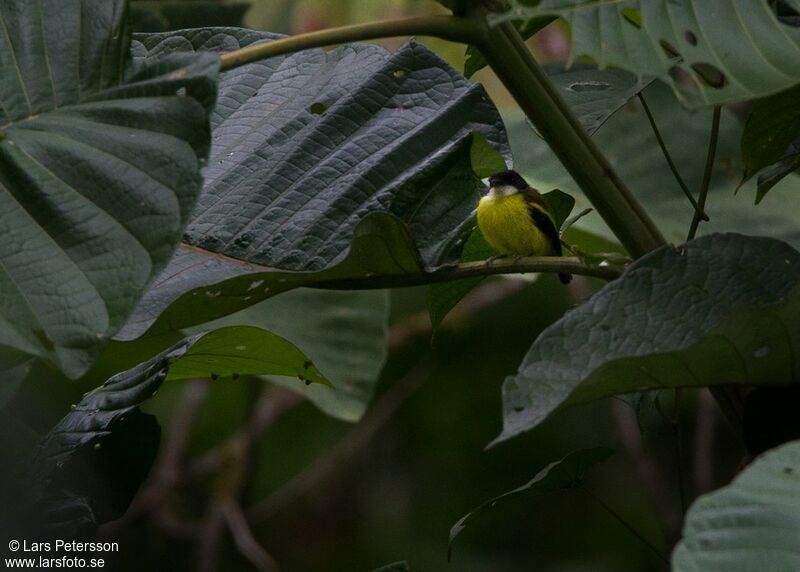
[521,188,561,256]
[522,188,572,284]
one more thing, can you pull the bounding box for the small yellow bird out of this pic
[477,169,572,284]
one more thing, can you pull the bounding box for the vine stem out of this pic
[582,487,670,565]
[219,16,486,71]
[637,93,708,222]
[687,107,721,241]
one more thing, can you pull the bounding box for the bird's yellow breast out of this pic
[476,193,554,256]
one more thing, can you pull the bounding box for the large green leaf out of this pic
[495,234,800,443]
[673,439,800,571]
[510,83,800,249]
[546,63,652,135]
[448,448,613,560]
[196,289,389,421]
[117,213,421,339]
[132,28,507,270]
[0,0,218,378]
[27,325,328,535]
[491,1,800,107]
[117,28,508,339]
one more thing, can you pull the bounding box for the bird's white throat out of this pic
[486,184,519,199]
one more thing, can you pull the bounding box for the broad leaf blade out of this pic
[28,325,329,535]
[0,0,218,378]
[546,63,652,135]
[496,234,800,443]
[195,289,389,421]
[132,28,508,270]
[492,1,800,108]
[448,448,613,560]
[673,440,800,571]
[118,213,421,339]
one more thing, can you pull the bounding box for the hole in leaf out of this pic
[309,102,328,115]
[691,62,727,88]
[621,8,642,28]
[659,39,681,59]
[771,0,800,27]
[566,81,612,92]
[684,30,698,46]
[392,69,407,79]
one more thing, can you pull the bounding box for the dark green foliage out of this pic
[0,0,219,378]
[497,234,800,442]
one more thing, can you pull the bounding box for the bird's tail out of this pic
[558,273,572,284]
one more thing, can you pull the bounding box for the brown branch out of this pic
[248,359,434,523]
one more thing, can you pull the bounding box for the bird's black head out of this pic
[488,169,528,190]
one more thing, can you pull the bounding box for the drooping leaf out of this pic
[118,213,421,339]
[546,63,652,135]
[673,439,800,571]
[0,0,218,378]
[741,84,800,195]
[511,83,800,248]
[448,448,613,560]
[495,233,800,443]
[757,146,800,202]
[491,1,800,107]
[28,325,329,535]
[195,289,389,421]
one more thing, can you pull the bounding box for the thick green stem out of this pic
[475,18,666,258]
[219,11,664,259]
[219,16,486,71]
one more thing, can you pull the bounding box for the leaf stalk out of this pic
[219,16,486,71]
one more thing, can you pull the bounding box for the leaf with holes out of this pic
[546,63,652,135]
[28,325,329,535]
[0,0,218,378]
[491,1,800,107]
[131,28,507,270]
[119,28,508,339]
[495,234,800,444]
[673,439,800,571]
[511,83,800,247]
